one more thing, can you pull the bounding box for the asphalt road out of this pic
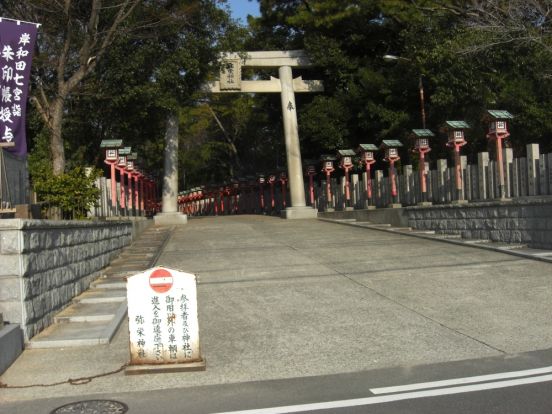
[3,348,552,414]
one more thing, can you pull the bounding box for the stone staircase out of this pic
[28,225,173,349]
[319,218,552,263]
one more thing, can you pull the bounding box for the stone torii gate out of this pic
[206,50,323,219]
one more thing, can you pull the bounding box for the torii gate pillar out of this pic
[206,50,323,219]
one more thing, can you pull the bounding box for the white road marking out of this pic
[212,373,552,414]
[371,365,552,394]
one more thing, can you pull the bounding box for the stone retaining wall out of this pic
[405,197,552,249]
[0,219,149,341]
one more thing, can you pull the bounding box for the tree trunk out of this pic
[50,98,66,175]
[161,111,179,213]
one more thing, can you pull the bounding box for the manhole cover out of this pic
[50,400,128,414]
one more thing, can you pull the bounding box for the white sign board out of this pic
[127,266,202,366]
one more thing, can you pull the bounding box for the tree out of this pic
[0,0,142,175]
[248,0,552,161]
[423,0,552,55]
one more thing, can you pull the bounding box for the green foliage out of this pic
[12,0,552,194]
[246,0,552,164]
[299,96,350,152]
[33,167,102,220]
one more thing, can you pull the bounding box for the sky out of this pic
[226,0,260,24]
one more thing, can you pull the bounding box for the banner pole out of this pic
[0,17,41,27]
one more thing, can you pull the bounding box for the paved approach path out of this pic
[1,215,552,404]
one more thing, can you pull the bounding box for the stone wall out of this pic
[405,197,552,249]
[0,219,146,341]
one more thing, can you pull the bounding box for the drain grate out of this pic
[50,400,128,414]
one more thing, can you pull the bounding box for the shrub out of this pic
[33,167,102,219]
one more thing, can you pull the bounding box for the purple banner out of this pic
[0,18,38,157]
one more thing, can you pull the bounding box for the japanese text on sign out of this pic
[127,267,202,365]
[0,19,38,155]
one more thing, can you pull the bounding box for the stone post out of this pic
[437,159,447,203]
[351,173,359,209]
[540,155,548,195]
[460,155,468,201]
[404,165,413,205]
[278,66,317,219]
[527,143,540,196]
[154,112,188,225]
[548,153,552,194]
[375,170,383,207]
[503,148,513,198]
[477,152,489,200]
[339,176,346,210]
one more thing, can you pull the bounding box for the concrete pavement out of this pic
[1,215,552,406]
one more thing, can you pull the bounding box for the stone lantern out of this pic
[279,171,288,210]
[410,129,434,205]
[445,121,470,203]
[320,155,336,211]
[379,140,403,207]
[100,139,122,209]
[486,110,513,200]
[303,159,318,208]
[257,174,266,213]
[125,152,138,213]
[337,149,356,210]
[357,144,377,208]
[116,147,131,212]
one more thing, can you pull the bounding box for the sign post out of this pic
[126,266,206,374]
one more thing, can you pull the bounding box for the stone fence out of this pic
[405,197,552,250]
[89,176,159,219]
[319,197,552,250]
[0,218,150,341]
[315,144,551,210]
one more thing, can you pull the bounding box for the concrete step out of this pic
[130,243,164,250]
[490,243,527,250]
[434,234,462,239]
[119,252,156,259]
[26,224,173,349]
[320,215,552,263]
[106,262,151,272]
[28,318,125,348]
[461,239,492,244]
[515,249,552,257]
[93,279,127,289]
[74,289,127,304]
[54,301,124,323]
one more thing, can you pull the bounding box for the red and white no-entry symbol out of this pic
[149,268,173,293]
